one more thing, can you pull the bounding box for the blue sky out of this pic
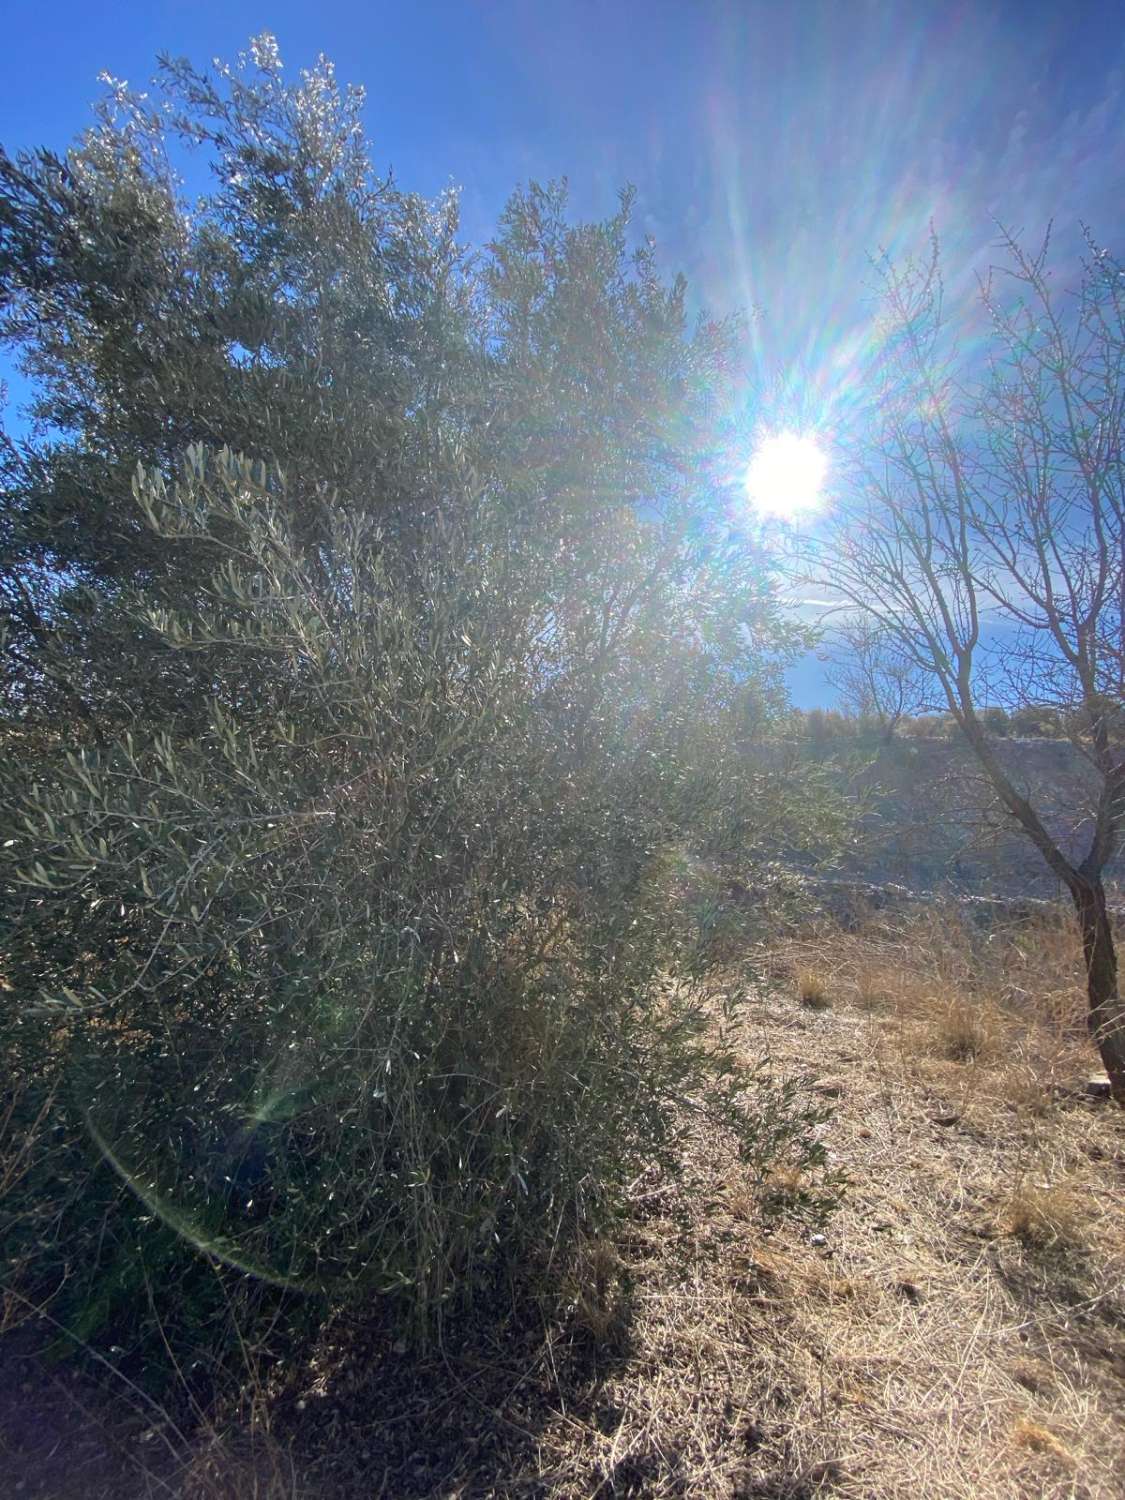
[2,1,1124,704]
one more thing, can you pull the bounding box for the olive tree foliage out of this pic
[0,38,790,739]
[814,229,1125,1101]
[1,39,467,727]
[0,41,839,1336]
[11,448,788,1315]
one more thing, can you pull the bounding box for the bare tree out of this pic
[815,228,1125,1101]
[823,614,929,742]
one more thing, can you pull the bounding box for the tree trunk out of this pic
[1070,875,1125,1105]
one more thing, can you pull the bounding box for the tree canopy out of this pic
[0,40,796,739]
[0,39,838,1346]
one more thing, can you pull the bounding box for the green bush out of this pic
[3,450,836,1347]
[0,40,844,1371]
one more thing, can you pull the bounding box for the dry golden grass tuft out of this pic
[796,966,832,1010]
[179,1431,300,1500]
[853,964,891,1012]
[917,993,1003,1064]
[1009,1417,1077,1466]
[565,1235,633,1346]
[1000,1179,1088,1251]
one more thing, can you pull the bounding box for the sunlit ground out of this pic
[744,431,828,521]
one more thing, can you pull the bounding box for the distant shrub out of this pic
[1008,705,1064,738]
[980,706,1011,736]
[903,713,955,739]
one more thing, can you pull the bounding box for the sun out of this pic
[744,431,828,521]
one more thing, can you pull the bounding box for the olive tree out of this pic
[816,229,1125,1100]
[1,40,840,1349]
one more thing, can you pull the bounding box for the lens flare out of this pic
[744,432,828,520]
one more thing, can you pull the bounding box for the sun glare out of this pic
[744,432,828,521]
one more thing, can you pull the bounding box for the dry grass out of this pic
[746,901,1125,1497]
[915,993,1003,1064]
[177,1433,300,1500]
[796,966,833,1010]
[1001,1179,1089,1251]
[565,1236,633,1346]
[774,903,1101,1112]
[1010,1417,1077,1466]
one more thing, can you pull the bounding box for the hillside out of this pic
[793,735,1124,902]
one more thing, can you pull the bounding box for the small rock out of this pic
[1084,1075,1112,1099]
[809,1233,828,1247]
